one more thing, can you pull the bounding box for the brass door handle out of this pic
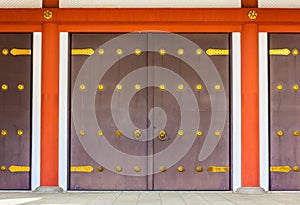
[158,130,167,141]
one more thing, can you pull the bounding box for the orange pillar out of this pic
[241,23,260,187]
[40,23,59,186]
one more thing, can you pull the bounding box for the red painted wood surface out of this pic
[41,23,59,186]
[241,23,259,187]
[43,0,59,8]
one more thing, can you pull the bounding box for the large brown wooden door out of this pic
[70,33,230,190]
[269,34,300,190]
[0,34,32,189]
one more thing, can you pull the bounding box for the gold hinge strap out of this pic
[270,166,291,173]
[207,166,230,173]
[70,165,94,173]
[9,165,30,173]
[10,48,31,56]
[269,48,290,56]
[72,48,95,56]
[206,49,229,56]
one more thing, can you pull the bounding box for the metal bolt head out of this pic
[248,10,257,20]
[43,10,53,20]
[2,48,8,55]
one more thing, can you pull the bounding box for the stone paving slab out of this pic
[0,191,299,205]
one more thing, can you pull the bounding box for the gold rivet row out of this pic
[276,130,300,137]
[80,83,221,92]
[95,48,205,56]
[276,84,300,91]
[1,83,25,91]
[1,129,24,137]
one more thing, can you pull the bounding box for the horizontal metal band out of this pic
[270,166,291,173]
[72,48,94,56]
[206,48,229,56]
[9,165,30,173]
[70,165,94,173]
[10,48,31,56]
[207,166,230,173]
[269,48,290,56]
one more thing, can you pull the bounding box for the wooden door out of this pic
[0,34,32,189]
[269,34,300,190]
[70,33,149,190]
[150,33,230,190]
[69,33,231,190]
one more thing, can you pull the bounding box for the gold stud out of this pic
[293,130,299,137]
[134,166,141,172]
[134,129,142,137]
[276,84,283,91]
[159,49,166,56]
[135,84,141,90]
[177,166,185,172]
[159,84,165,91]
[293,84,299,91]
[43,10,53,20]
[196,166,203,172]
[292,49,299,56]
[17,84,24,91]
[116,49,123,55]
[116,166,122,172]
[79,84,86,90]
[293,166,299,172]
[177,49,184,55]
[248,10,257,20]
[215,130,221,137]
[17,129,23,136]
[97,166,104,172]
[178,130,184,136]
[116,84,122,90]
[98,130,104,136]
[277,130,284,137]
[98,84,104,91]
[98,49,104,55]
[79,130,85,136]
[196,130,203,137]
[214,84,221,90]
[116,130,122,137]
[2,48,8,56]
[1,84,8,91]
[159,166,166,172]
[196,49,202,55]
[178,84,184,90]
[196,84,203,91]
[135,48,142,56]
[0,166,6,171]
[1,129,7,136]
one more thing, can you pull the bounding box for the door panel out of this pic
[269,34,300,190]
[0,34,32,189]
[151,34,230,190]
[70,34,149,190]
[69,33,230,190]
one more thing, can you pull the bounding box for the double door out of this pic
[69,33,230,190]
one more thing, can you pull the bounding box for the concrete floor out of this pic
[0,191,300,205]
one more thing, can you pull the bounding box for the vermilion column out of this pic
[41,23,59,186]
[241,23,259,187]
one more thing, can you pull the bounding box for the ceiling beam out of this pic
[242,0,258,8]
[43,0,59,8]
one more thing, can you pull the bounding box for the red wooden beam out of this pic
[242,0,258,8]
[43,0,59,8]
